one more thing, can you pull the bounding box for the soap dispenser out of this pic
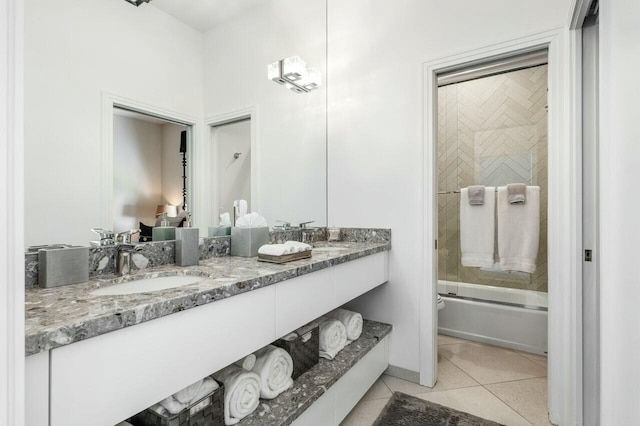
[175,212,199,266]
[152,212,176,241]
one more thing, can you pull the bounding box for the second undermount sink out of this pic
[91,276,203,296]
[312,246,349,252]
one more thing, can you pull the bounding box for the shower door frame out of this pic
[421,28,582,426]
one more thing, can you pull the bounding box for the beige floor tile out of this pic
[439,343,547,384]
[486,377,551,426]
[362,377,392,401]
[516,351,548,369]
[415,386,532,426]
[433,356,479,391]
[339,397,390,426]
[438,334,469,346]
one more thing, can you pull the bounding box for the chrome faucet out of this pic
[91,228,115,246]
[117,244,143,276]
[300,221,315,244]
[274,220,293,230]
[115,229,141,244]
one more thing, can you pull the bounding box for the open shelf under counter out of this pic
[240,320,392,426]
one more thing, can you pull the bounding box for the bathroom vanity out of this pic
[25,241,390,426]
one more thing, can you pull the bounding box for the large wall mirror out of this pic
[24,0,327,246]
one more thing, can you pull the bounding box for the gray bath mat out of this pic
[373,392,505,426]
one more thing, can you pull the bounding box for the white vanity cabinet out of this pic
[26,251,388,426]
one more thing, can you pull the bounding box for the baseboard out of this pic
[384,364,420,384]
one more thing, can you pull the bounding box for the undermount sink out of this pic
[312,246,349,252]
[91,276,202,296]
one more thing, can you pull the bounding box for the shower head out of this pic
[124,0,152,7]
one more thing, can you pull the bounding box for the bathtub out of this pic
[437,280,548,355]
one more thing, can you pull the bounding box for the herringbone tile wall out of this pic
[437,65,548,293]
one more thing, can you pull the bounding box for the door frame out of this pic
[420,28,582,425]
[101,92,202,232]
[1,0,25,425]
[206,106,259,226]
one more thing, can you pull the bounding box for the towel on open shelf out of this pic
[250,344,294,399]
[213,365,261,425]
[325,308,363,343]
[318,317,347,360]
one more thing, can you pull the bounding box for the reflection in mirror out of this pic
[210,118,252,227]
[24,0,327,246]
[112,108,191,243]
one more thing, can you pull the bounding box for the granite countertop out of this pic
[25,241,390,356]
[239,320,392,426]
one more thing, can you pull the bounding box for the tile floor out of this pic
[340,335,551,426]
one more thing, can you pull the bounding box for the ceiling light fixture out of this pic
[267,56,322,94]
[124,0,152,7]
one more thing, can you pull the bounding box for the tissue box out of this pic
[230,227,269,257]
[208,226,231,237]
[30,245,89,288]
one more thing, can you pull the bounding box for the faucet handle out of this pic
[299,221,315,229]
[275,220,292,230]
[91,228,115,246]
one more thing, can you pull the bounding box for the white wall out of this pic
[113,115,162,232]
[24,0,204,246]
[328,0,573,374]
[161,123,186,209]
[598,1,640,423]
[203,0,327,227]
[212,121,252,223]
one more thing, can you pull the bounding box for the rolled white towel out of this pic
[116,422,134,426]
[258,244,289,256]
[213,365,261,425]
[318,317,348,360]
[284,241,312,252]
[159,395,187,414]
[325,308,363,343]
[149,404,168,416]
[251,345,294,399]
[234,353,257,371]
[173,379,204,404]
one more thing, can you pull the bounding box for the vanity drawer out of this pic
[49,285,276,426]
[275,267,334,337]
[334,251,388,306]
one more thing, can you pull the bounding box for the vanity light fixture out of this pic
[267,56,322,94]
[124,0,151,7]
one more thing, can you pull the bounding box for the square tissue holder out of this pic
[30,244,89,288]
[230,227,269,257]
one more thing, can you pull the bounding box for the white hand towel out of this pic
[173,379,204,404]
[325,308,363,342]
[258,244,289,256]
[234,353,257,371]
[284,241,312,252]
[250,345,294,399]
[116,422,134,426]
[497,186,540,273]
[159,395,187,414]
[460,186,496,268]
[213,365,261,425]
[318,317,347,360]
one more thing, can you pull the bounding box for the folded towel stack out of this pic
[213,365,262,425]
[325,308,363,343]
[258,241,312,256]
[284,241,312,252]
[153,377,220,416]
[317,317,348,360]
[250,344,294,399]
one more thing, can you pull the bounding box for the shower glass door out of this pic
[436,63,548,308]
